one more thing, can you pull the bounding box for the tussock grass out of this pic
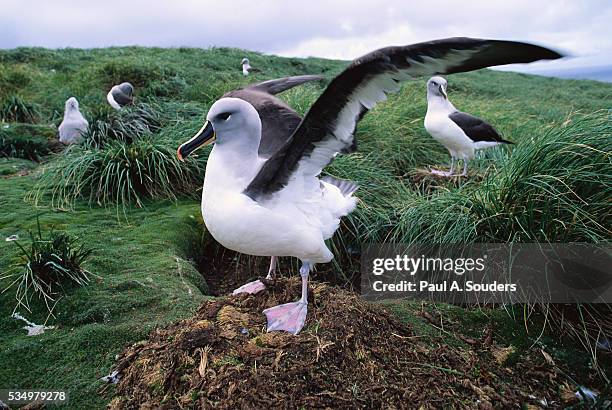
[31,136,204,209]
[83,102,166,148]
[32,101,204,209]
[98,60,176,88]
[1,218,94,313]
[334,111,611,250]
[471,112,611,242]
[0,123,55,160]
[0,95,40,123]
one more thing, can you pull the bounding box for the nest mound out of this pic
[110,278,570,409]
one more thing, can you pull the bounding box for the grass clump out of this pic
[2,218,94,313]
[83,103,166,148]
[32,136,204,208]
[0,123,55,160]
[471,112,611,242]
[0,95,41,123]
[99,60,175,88]
[0,64,33,93]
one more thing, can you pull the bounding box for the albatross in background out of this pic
[58,97,88,145]
[107,82,134,110]
[241,58,261,76]
[178,37,562,335]
[425,76,513,176]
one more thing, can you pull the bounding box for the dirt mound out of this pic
[109,278,571,409]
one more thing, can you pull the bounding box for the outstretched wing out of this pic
[448,111,510,143]
[246,75,324,95]
[244,37,562,200]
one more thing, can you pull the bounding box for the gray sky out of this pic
[2,0,611,72]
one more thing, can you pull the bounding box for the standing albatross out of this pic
[425,76,513,176]
[223,74,326,294]
[178,37,562,335]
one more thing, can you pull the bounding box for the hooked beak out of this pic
[439,84,447,99]
[177,121,216,161]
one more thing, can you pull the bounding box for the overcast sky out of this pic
[1,0,611,72]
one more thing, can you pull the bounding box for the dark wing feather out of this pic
[448,111,511,143]
[246,75,324,95]
[244,37,561,200]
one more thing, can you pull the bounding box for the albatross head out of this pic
[65,97,80,111]
[117,82,134,97]
[177,97,261,161]
[427,76,448,99]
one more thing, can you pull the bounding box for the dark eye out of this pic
[218,112,231,121]
[432,82,437,86]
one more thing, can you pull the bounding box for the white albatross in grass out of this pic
[178,37,562,335]
[424,76,514,176]
[58,97,88,145]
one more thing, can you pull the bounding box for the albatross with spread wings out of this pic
[178,37,562,335]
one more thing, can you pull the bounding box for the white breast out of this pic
[201,147,333,263]
[425,111,475,159]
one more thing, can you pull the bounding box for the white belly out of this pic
[424,112,475,159]
[201,190,331,263]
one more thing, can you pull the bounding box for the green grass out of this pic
[0,46,610,407]
[3,217,94,313]
[31,136,205,209]
[0,123,55,160]
[0,95,41,123]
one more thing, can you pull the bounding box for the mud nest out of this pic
[109,278,575,409]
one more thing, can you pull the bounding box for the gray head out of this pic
[65,97,80,111]
[177,97,261,160]
[117,82,134,97]
[427,76,448,99]
[207,98,260,146]
[241,58,249,65]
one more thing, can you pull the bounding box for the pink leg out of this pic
[431,156,456,177]
[263,261,309,335]
[232,256,277,295]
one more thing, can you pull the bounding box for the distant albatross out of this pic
[425,76,513,176]
[58,97,88,145]
[178,37,562,335]
[107,82,134,110]
[241,58,261,76]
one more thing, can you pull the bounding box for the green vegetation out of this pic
[0,95,40,123]
[0,46,610,407]
[31,135,205,209]
[0,123,55,160]
[3,218,94,312]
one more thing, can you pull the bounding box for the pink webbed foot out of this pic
[263,301,308,335]
[232,280,266,295]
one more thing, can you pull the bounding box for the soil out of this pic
[108,278,581,409]
[193,245,360,296]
